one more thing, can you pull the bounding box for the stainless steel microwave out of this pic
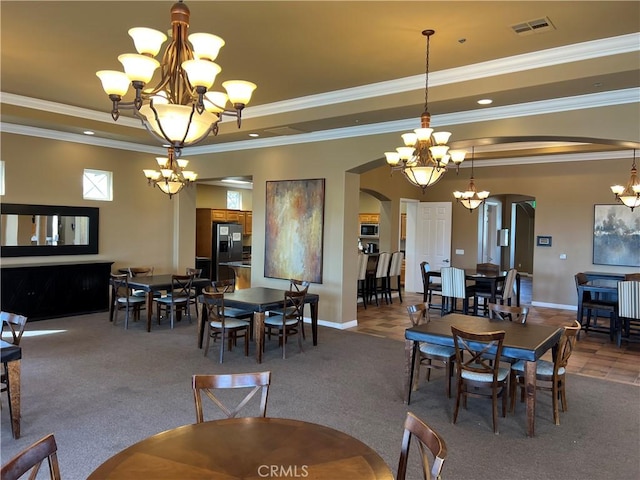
[360,223,379,237]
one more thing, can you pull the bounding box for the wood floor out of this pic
[348,277,640,386]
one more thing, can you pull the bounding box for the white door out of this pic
[405,202,452,292]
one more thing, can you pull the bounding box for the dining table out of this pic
[109,274,212,332]
[198,287,320,363]
[425,269,521,313]
[87,417,393,479]
[404,313,563,437]
[1,339,22,439]
[577,278,621,343]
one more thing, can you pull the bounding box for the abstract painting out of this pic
[593,204,640,267]
[265,179,325,283]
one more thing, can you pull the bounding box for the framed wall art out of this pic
[264,178,325,283]
[593,204,640,267]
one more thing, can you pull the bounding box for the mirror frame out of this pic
[1,203,99,257]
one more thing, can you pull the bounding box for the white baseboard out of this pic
[303,317,358,330]
[531,301,577,311]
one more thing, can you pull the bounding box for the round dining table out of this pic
[88,417,394,479]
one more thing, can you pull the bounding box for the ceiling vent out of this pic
[511,17,555,36]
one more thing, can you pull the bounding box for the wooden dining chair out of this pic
[574,273,616,337]
[269,279,311,338]
[407,303,455,398]
[387,251,404,304]
[420,261,442,311]
[154,274,193,329]
[264,290,306,359]
[0,311,28,346]
[110,274,146,329]
[357,253,370,309]
[202,291,250,363]
[488,303,529,324]
[397,412,447,480]
[1,312,28,401]
[192,371,271,422]
[510,320,580,425]
[0,433,61,480]
[186,267,203,317]
[208,280,254,322]
[451,326,508,434]
[440,267,475,315]
[616,280,640,346]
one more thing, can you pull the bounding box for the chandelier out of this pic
[143,146,196,198]
[610,149,640,211]
[453,147,490,212]
[96,0,256,152]
[384,30,465,192]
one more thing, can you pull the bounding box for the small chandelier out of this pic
[143,146,197,198]
[611,149,640,211]
[384,29,465,192]
[453,147,490,212]
[96,0,256,152]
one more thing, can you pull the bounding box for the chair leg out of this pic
[219,329,225,364]
[492,389,499,434]
[552,379,560,425]
[453,379,462,424]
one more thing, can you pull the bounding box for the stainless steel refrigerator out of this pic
[211,222,243,282]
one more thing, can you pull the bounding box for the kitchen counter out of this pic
[219,262,252,289]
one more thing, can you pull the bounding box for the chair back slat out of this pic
[618,281,640,319]
[211,278,236,293]
[501,269,518,301]
[441,267,466,299]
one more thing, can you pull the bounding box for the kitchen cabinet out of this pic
[0,261,113,320]
[358,213,380,224]
[245,212,253,235]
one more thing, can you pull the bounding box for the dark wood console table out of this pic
[0,261,113,320]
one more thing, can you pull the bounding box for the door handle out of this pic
[443,259,450,263]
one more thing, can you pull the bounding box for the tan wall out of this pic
[1,103,638,322]
[196,184,253,211]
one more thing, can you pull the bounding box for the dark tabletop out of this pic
[405,313,563,362]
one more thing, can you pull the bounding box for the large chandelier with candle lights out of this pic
[384,30,465,192]
[96,1,256,197]
[610,149,640,211]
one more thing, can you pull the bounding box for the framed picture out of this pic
[265,179,325,283]
[536,235,552,247]
[593,204,640,267]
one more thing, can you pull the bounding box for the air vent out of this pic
[511,17,555,36]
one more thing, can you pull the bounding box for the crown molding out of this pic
[1,33,637,125]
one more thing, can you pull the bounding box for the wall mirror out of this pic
[1,204,99,257]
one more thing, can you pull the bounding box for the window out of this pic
[227,190,241,210]
[83,169,113,201]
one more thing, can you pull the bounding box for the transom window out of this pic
[227,190,241,210]
[83,169,113,201]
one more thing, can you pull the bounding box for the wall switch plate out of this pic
[559,253,567,259]
[455,249,464,255]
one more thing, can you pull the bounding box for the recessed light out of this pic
[477,99,493,105]
[249,133,259,137]
[83,130,95,135]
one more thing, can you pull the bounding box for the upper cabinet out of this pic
[358,213,380,224]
